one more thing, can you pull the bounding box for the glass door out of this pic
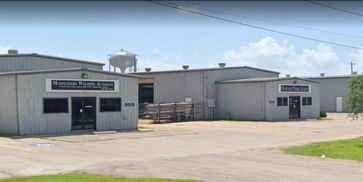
[289,96,301,119]
[71,97,96,130]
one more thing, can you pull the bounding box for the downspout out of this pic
[215,82,219,120]
[202,71,206,120]
[263,82,266,120]
[15,74,20,135]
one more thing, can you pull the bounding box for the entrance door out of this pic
[336,97,343,112]
[289,96,301,119]
[72,97,96,130]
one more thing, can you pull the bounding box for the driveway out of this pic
[0,113,363,182]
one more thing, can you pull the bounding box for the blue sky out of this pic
[0,1,363,76]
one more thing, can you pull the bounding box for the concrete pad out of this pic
[0,113,362,182]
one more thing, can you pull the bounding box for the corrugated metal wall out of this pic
[217,79,320,121]
[153,71,204,119]
[16,71,138,135]
[205,68,278,119]
[153,71,204,104]
[0,75,18,134]
[217,82,265,120]
[0,56,102,73]
[309,77,350,112]
[146,67,278,119]
[265,79,320,120]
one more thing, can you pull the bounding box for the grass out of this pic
[0,133,13,137]
[138,126,153,132]
[1,173,201,182]
[283,137,363,162]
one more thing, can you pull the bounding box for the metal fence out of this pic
[139,102,203,123]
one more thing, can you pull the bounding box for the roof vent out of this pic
[182,65,189,70]
[219,63,226,68]
[8,49,18,55]
[286,74,291,78]
[320,73,325,77]
[145,68,151,72]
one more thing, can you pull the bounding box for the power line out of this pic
[148,1,361,50]
[306,1,363,17]
[165,1,363,40]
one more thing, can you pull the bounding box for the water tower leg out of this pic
[134,55,137,72]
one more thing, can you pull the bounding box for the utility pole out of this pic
[350,61,356,75]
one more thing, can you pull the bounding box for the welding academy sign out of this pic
[46,79,119,92]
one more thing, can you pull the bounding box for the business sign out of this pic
[278,84,311,93]
[46,79,119,92]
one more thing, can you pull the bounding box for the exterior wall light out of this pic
[81,73,88,79]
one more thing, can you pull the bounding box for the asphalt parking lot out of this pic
[0,113,363,182]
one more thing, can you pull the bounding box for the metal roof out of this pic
[0,67,140,78]
[0,53,105,66]
[131,66,280,75]
[306,75,356,79]
[216,77,320,84]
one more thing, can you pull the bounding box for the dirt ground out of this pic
[0,113,363,182]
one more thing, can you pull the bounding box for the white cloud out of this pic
[0,46,11,54]
[224,37,357,76]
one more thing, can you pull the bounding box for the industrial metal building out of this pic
[308,75,353,112]
[134,65,320,120]
[0,52,104,72]
[134,66,280,119]
[216,77,320,120]
[0,51,138,135]
[0,49,354,135]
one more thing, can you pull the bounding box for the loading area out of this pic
[1,113,363,182]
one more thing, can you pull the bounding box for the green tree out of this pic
[347,75,363,120]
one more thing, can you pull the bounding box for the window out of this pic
[100,98,121,112]
[44,98,68,113]
[277,97,288,107]
[302,97,312,106]
[277,97,283,106]
[283,97,288,106]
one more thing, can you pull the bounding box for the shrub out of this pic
[320,110,327,118]
[347,75,363,120]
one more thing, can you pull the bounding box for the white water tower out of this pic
[108,49,137,73]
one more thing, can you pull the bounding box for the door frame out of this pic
[289,96,301,119]
[71,97,97,131]
[336,96,343,112]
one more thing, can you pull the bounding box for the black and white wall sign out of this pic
[46,79,119,92]
[279,84,311,93]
